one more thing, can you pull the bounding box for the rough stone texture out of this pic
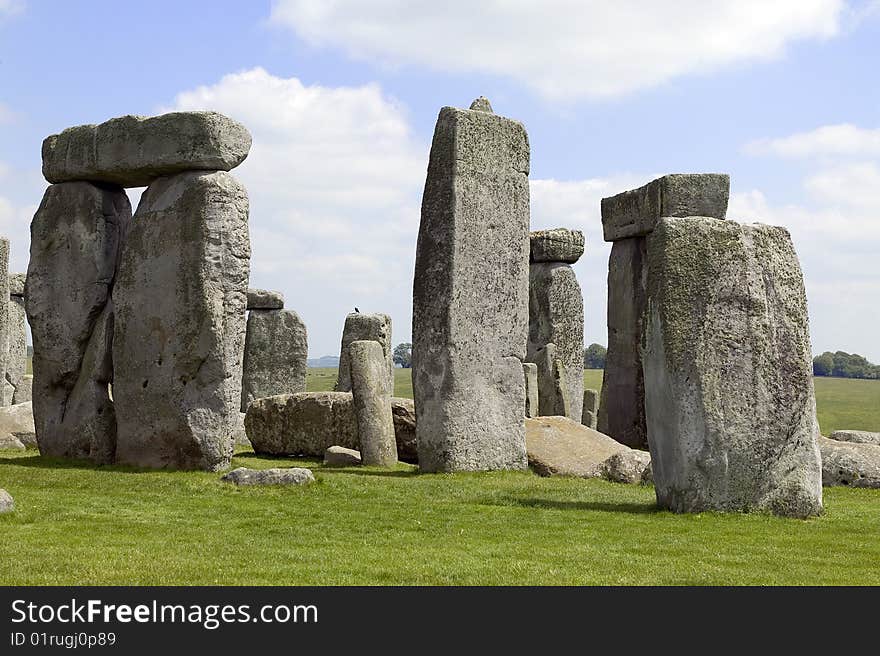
[8,272,25,297]
[526,416,628,478]
[413,101,529,473]
[246,392,416,459]
[335,313,393,395]
[26,182,129,463]
[324,446,362,467]
[598,237,648,449]
[601,174,729,242]
[602,449,652,484]
[246,288,284,310]
[0,402,36,449]
[469,96,493,112]
[819,436,880,488]
[42,112,252,187]
[527,263,584,421]
[530,228,584,264]
[523,362,538,418]
[240,309,307,412]
[222,467,314,487]
[349,340,397,466]
[0,488,12,513]
[643,217,823,518]
[0,435,24,450]
[113,171,250,471]
[829,430,880,446]
[231,412,249,448]
[0,241,9,407]
[6,296,27,405]
[14,376,32,405]
[533,343,569,417]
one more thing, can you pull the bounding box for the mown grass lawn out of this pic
[0,368,876,585]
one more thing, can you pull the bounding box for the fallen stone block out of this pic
[324,446,362,467]
[0,489,12,512]
[222,467,314,487]
[602,449,651,484]
[819,437,880,488]
[0,402,36,449]
[829,430,880,446]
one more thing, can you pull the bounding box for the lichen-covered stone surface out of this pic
[527,262,583,421]
[7,296,27,405]
[413,101,530,472]
[113,171,249,471]
[240,309,307,411]
[601,173,729,242]
[335,312,393,395]
[819,437,880,488]
[598,237,648,449]
[602,449,652,484]
[246,391,416,460]
[532,343,569,418]
[8,273,25,297]
[42,112,251,187]
[349,340,397,466]
[0,402,35,450]
[246,288,284,310]
[529,228,584,263]
[222,467,314,487]
[523,362,538,418]
[0,488,13,513]
[643,217,823,518]
[829,430,880,446]
[26,182,129,462]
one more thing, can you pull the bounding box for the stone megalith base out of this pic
[349,340,397,466]
[26,182,130,463]
[335,312,393,394]
[413,100,529,473]
[240,309,308,411]
[643,217,822,518]
[113,170,250,471]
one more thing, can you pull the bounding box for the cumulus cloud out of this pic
[270,0,845,100]
[744,124,880,158]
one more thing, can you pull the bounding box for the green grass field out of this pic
[0,368,877,585]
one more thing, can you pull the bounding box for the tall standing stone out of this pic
[599,174,729,449]
[335,312,393,395]
[527,229,584,421]
[523,362,538,418]
[113,170,249,470]
[413,98,530,472]
[26,183,129,462]
[7,274,27,405]
[582,388,599,429]
[0,244,10,407]
[349,340,397,466]
[643,217,822,518]
[240,309,308,411]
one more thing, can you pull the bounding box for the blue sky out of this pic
[1,0,878,361]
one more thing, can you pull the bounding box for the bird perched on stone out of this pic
[354,307,360,313]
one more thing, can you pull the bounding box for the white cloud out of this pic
[0,0,24,18]
[744,124,880,158]
[270,0,845,100]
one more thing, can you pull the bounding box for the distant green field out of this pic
[309,367,879,435]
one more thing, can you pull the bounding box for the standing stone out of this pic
[0,243,10,407]
[240,309,308,411]
[413,99,530,472]
[335,312,393,395]
[643,217,823,518]
[523,362,538,418]
[349,340,397,466]
[582,388,599,429]
[113,170,249,471]
[598,238,648,448]
[7,289,27,405]
[534,343,570,417]
[26,182,129,462]
[527,255,584,421]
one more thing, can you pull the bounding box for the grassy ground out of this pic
[0,368,876,585]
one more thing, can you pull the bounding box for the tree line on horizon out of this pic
[812,351,879,380]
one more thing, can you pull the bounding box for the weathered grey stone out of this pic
[829,430,880,446]
[601,174,729,242]
[0,401,36,449]
[240,309,307,411]
[530,228,584,264]
[819,436,880,488]
[527,263,584,421]
[523,362,538,418]
[349,340,397,466]
[232,412,250,448]
[246,288,284,310]
[413,100,529,473]
[26,182,129,463]
[0,436,24,449]
[14,375,31,405]
[643,217,823,518]
[533,343,569,417]
[6,296,27,405]
[42,112,252,187]
[526,416,628,478]
[0,241,9,408]
[598,237,648,448]
[0,488,12,512]
[335,312,393,395]
[602,449,652,484]
[582,410,596,430]
[113,171,249,471]
[469,96,493,112]
[324,445,362,467]
[246,391,416,460]
[222,467,314,487]
[582,389,598,429]
[8,272,25,297]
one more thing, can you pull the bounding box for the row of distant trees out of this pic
[813,351,880,379]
